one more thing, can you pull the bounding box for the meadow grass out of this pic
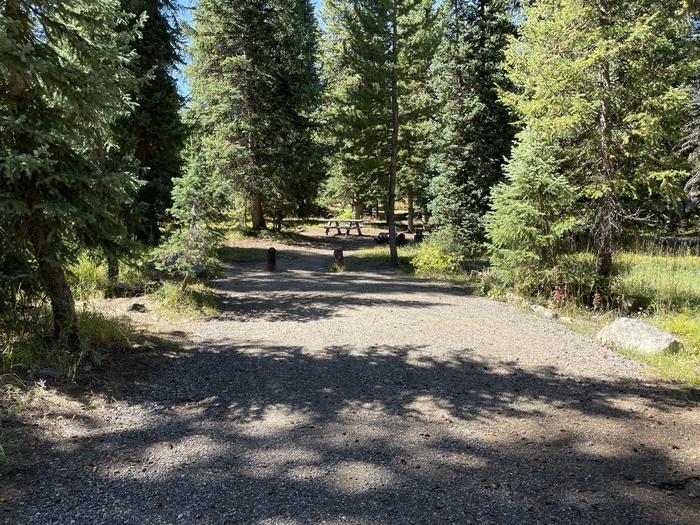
[615,251,700,311]
[68,251,151,300]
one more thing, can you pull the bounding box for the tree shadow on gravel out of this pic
[4,336,699,524]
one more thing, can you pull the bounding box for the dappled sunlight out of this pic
[329,461,395,495]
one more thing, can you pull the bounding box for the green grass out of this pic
[68,251,151,300]
[615,252,700,311]
[349,244,421,272]
[350,244,484,289]
[226,227,309,245]
[218,245,268,264]
[1,308,132,377]
[70,252,110,300]
[153,282,219,318]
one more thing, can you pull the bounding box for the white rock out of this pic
[530,304,558,320]
[597,317,681,355]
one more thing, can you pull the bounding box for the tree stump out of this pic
[266,247,277,271]
[333,248,344,270]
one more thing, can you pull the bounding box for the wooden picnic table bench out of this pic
[324,218,364,236]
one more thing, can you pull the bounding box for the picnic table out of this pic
[324,218,364,236]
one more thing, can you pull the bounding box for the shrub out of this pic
[411,242,464,276]
[486,129,580,296]
[152,225,221,291]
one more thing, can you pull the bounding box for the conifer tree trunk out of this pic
[593,0,615,286]
[251,195,266,230]
[407,191,415,233]
[27,209,79,347]
[106,253,119,298]
[388,0,400,267]
[353,202,363,220]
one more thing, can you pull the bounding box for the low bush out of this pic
[153,225,222,291]
[411,242,464,276]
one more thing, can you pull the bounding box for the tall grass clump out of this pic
[69,252,109,300]
[1,306,131,378]
[153,282,219,318]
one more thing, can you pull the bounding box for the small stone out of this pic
[530,304,558,320]
[35,366,60,380]
[127,301,146,313]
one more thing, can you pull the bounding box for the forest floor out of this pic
[2,230,700,524]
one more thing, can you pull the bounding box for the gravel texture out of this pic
[2,234,699,524]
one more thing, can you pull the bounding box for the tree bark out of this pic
[388,0,400,267]
[407,191,415,233]
[251,194,266,231]
[593,0,615,287]
[27,209,79,348]
[353,202,363,220]
[106,252,119,298]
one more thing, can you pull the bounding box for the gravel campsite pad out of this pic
[2,234,699,524]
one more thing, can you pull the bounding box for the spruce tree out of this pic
[0,0,138,346]
[186,0,321,230]
[427,0,515,254]
[489,0,694,295]
[119,0,187,245]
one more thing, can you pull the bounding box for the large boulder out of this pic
[597,317,681,355]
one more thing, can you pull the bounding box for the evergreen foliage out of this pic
[488,0,695,297]
[118,0,187,245]
[320,0,439,262]
[427,0,515,254]
[0,0,139,345]
[186,0,322,230]
[486,129,579,293]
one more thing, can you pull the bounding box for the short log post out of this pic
[333,248,344,270]
[266,247,277,271]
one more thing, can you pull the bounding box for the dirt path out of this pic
[3,234,699,524]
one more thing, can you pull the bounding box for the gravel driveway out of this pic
[3,236,699,524]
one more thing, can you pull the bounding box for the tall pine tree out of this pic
[0,0,138,345]
[186,0,322,230]
[427,0,515,254]
[118,0,187,245]
[322,0,439,264]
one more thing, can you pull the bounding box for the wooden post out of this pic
[333,249,344,270]
[266,247,277,271]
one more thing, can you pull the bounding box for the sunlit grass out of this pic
[153,282,219,319]
[615,252,700,311]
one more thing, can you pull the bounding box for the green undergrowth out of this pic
[218,244,268,264]
[68,251,151,301]
[1,308,132,378]
[152,282,219,318]
[226,227,309,245]
[615,252,700,311]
